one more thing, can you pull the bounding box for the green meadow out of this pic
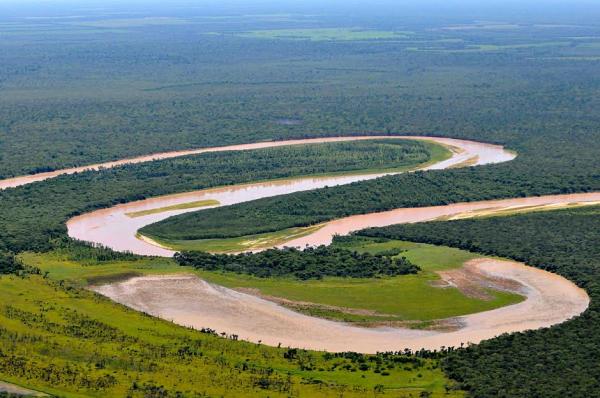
[0,248,470,397]
[238,28,412,41]
[21,237,523,326]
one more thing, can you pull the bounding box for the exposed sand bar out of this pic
[66,136,515,256]
[0,135,498,190]
[92,258,588,353]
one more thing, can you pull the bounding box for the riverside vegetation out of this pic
[0,139,440,253]
[357,205,600,397]
[0,248,464,397]
[3,1,600,396]
[174,246,421,280]
[180,238,522,325]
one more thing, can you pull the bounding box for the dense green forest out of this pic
[174,246,419,280]
[142,148,600,241]
[356,206,600,397]
[3,1,600,396]
[0,140,432,253]
[1,6,600,178]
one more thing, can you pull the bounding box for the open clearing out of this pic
[92,256,587,353]
[20,240,523,325]
[239,28,411,41]
[8,252,463,396]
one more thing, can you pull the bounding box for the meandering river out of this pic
[66,136,514,256]
[2,135,591,353]
[92,260,588,353]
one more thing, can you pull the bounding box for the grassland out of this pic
[1,251,465,397]
[22,237,523,327]
[407,41,572,53]
[238,28,411,41]
[143,224,324,253]
[126,199,220,218]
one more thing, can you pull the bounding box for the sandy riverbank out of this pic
[92,258,588,353]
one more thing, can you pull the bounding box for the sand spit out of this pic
[92,258,588,353]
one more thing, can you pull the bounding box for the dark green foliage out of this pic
[53,238,142,264]
[143,145,600,241]
[0,140,428,253]
[2,7,600,182]
[0,252,21,275]
[357,206,600,397]
[3,5,600,396]
[174,246,419,280]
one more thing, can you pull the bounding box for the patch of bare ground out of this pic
[448,155,479,169]
[435,259,525,300]
[0,381,49,397]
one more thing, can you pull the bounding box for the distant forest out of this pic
[2,4,600,397]
[1,10,600,179]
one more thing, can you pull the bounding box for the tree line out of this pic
[0,252,21,275]
[174,245,420,280]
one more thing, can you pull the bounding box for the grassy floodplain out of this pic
[28,238,523,328]
[238,28,412,41]
[186,238,523,325]
[0,250,466,397]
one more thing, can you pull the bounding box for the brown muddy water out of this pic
[66,136,515,256]
[0,135,490,190]
[3,135,590,352]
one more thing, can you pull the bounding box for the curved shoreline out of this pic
[0,135,479,190]
[66,135,514,256]
[92,258,588,353]
[2,134,590,353]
